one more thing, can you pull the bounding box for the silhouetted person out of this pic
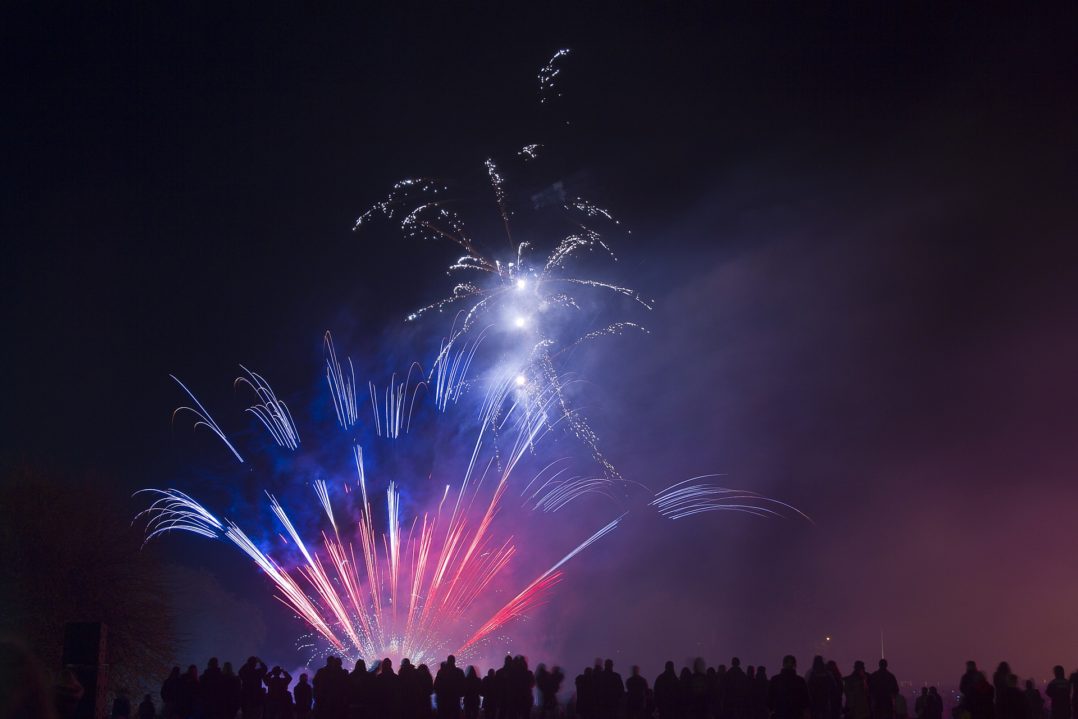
[825,662,843,719]
[711,666,725,719]
[626,666,648,719]
[549,666,565,719]
[687,659,710,719]
[577,667,597,719]
[537,665,563,719]
[1025,680,1045,719]
[509,656,535,719]
[725,659,749,719]
[418,664,436,719]
[807,657,835,719]
[654,662,679,719]
[746,666,755,709]
[845,663,871,719]
[916,689,929,719]
[680,667,694,719]
[112,689,132,719]
[1070,671,1078,719]
[135,694,154,719]
[222,662,241,719]
[314,658,341,719]
[1046,667,1070,719]
[178,666,200,719]
[376,659,401,719]
[926,688,943,719]
[464,668,482,719]
[869,661,898,719]
[162,668,182,719]
[314,658,331,719]
[961,664,987,711]
[482,670,498,719]
[895,691,908,719]
[330,658,351,719]
[495,657,514,719]
[347,661,369,719]
[997,675,1024,719]
[265,667,293,719]
[202,658,223,719]
[752,667,769,719]
[769,656,809,719]
[536,666,551,719]
[399,660,420,719]
[598,660,625,719]
[241,658,269,719]
[967,671,995,719]
[435,655,466,719]
[993,665,1014,714]
[295,675,313,719]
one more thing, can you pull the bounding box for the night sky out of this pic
[4,4,1078,684]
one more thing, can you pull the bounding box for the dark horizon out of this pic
[3,4,1078,684]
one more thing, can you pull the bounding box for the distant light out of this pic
[825,636,831,641]
[516,278,528,290]
[514,375,527,387]
[513,316,527,329]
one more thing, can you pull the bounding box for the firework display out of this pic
[138,49,799,666]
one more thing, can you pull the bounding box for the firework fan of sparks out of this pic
[144,335,802,664]
[141,333,637,664]
[138,48,806,667]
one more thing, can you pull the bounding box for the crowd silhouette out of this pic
[101,655,1078,719]
[0,647,1069,719]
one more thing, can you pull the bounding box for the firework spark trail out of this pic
[235,365,300,450]
[569,198,619,224]
[136,488,224,541]
[137,489,348,651]
[223,521,348,652]
[458,512,624,652]
[368,363,426,439]
[517,144,542,161]
[313,479,337,536]
[169,375,244,463]
[432,326,486,411]
[650,477,813,522]
[267,492,368,651]
[324,332,358,429]
[528,475,619,512]
[538,48,571,104]
[560,322,650,353]
[545,229,614,270]
[484,158,512,243]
